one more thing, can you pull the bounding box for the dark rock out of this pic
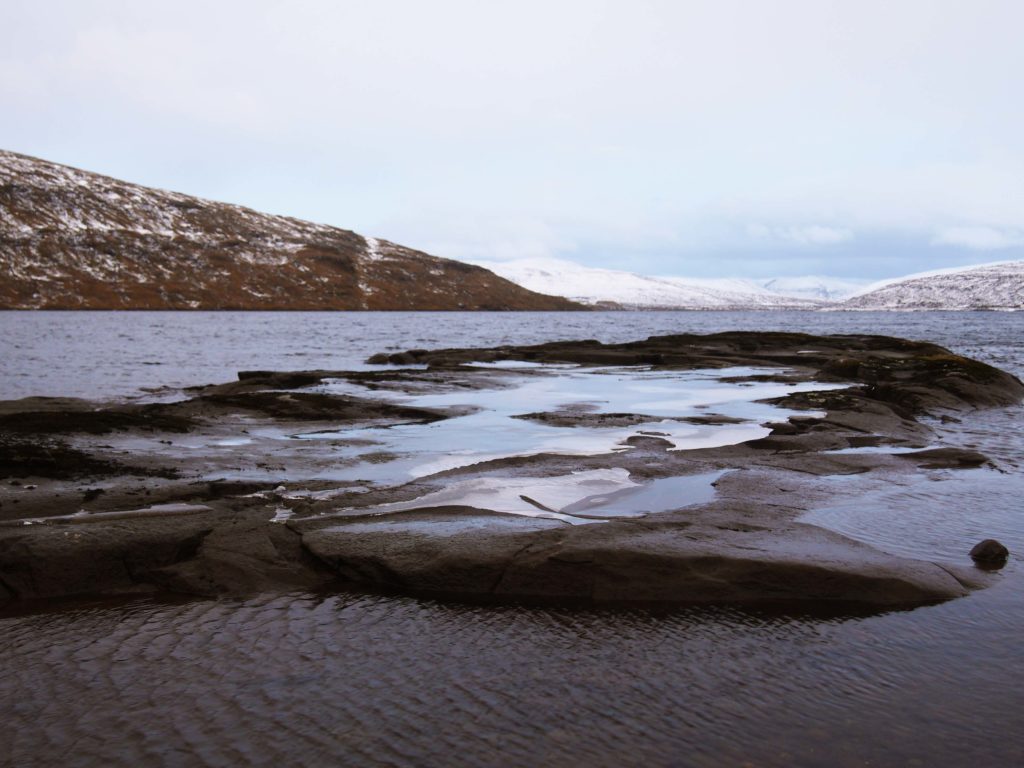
[0,435,177,480]
[187,391,449,423]
[513,411,661,428]
[235,371,324,389]
[297,508,971,606]
[0,405,194,435]
[0,516,215,602]
[0,509,334,605]
[149,518,335,596]
[970,539,1009,564]
[898,447,990,469]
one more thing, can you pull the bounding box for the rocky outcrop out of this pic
[0,507,334,601]
[0,149,582,311]
[298,503,972,606]
[368,331,1024,411]
[1,332,1018,611]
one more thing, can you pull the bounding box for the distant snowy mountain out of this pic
[840,261,1024,311]
[757,275,867,302]
[477,257,1024,311]
[473,258,823,309]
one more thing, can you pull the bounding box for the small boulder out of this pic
[970,539,1009,564]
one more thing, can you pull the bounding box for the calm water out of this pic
[2,311,1023,767]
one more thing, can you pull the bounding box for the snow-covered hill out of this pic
[757,275,867,302]
[840,261,1024,311]
[473,258,824,310]
[0,150,580,310]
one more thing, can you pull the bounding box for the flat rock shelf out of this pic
[2,331,1021,611]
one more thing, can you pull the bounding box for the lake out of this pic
[1,310,1022,767]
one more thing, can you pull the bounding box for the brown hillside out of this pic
[0,150,582,311]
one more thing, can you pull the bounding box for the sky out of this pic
[3,0,1023,280]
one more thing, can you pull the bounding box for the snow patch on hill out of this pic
[840,260,1024,310]
[757,275,868,302]
[473,258,823,309]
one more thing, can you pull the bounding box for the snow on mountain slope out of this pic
[840,260,1024,310]
[0,150,580,310]
[473,258,823,309]
[9,149,1013,312]
[757,275,868,302]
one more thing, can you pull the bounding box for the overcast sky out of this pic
[3,0,1023,279]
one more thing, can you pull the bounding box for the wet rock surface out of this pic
[1,332,1020,612]
[970,539,1010,565]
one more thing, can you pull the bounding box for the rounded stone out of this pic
[969,539,1009,563]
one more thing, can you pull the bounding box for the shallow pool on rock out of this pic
[295,365,836,481]
[336,468,727,524]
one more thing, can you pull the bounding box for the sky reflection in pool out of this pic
[299,365,840,480]
[340,468,728,524]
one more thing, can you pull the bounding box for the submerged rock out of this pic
[898,447,990,469]
[970,539,1009,565]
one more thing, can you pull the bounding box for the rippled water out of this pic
[1,309,1020,400]
[3,585,1022,768]
[2,310,1024,767]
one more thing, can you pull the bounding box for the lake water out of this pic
[1,309,1020,401]
[2,310,1023,767]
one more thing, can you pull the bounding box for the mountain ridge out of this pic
[840,260,1024,310]
[4,149,1021,312]
[472,258,826,310]
[477,256,1024,311]
[0,149,581,311]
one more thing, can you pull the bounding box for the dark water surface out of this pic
[2,311,1023,767]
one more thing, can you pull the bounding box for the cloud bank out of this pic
[2,0,1023,279]
[932,227,1024,251]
